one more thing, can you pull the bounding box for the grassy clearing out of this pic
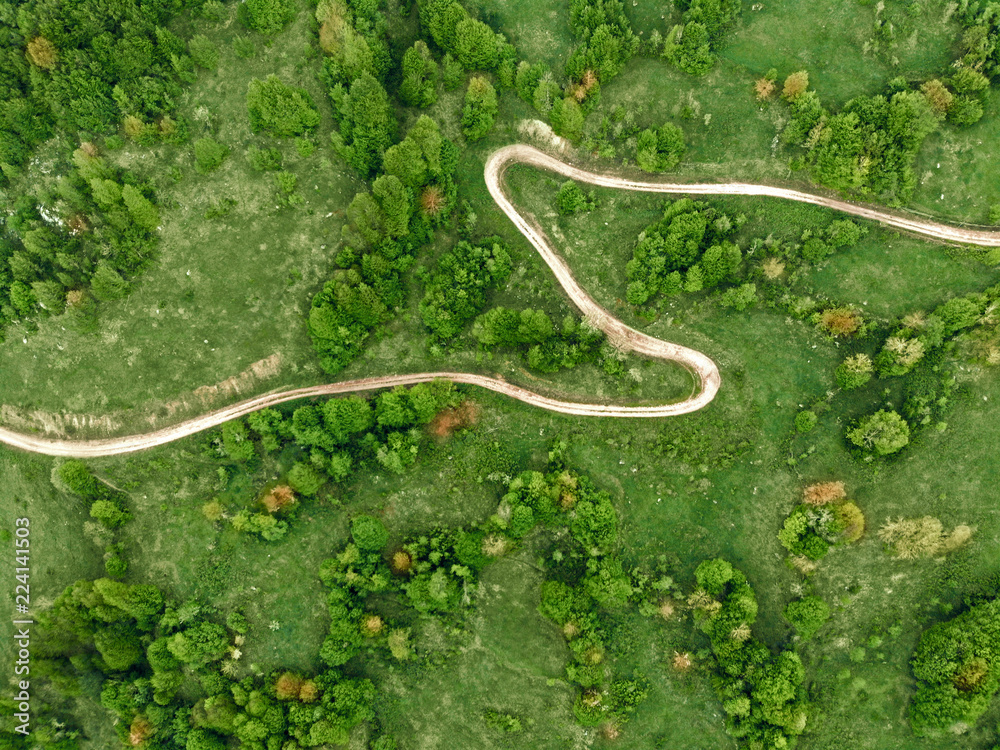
[0,5,357,424]
[4,274,1000,746]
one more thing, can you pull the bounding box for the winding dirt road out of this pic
[2,144,998,458]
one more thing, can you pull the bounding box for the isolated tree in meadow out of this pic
[461,76,497,141]
[848,409,910,456]
[193,137,229,173]
[636,123,685,172]
[247,75,320,136]
[783,70,809,100]
[241,0,295,35]
[556,180,591,215]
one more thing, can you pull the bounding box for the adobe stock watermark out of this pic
[11,517,32,736]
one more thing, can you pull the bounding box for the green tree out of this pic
[783,596,831,640]
[442,53,464,90]
[334,72,397,176]
[186,729,226,750]
[636,123,685,172]
[351,515,388,551]
[372,175,411,238]
[663,22,714,76]
[847,409,910,455]
[241,0,295,35]
[94,622,143,671]
[247,75,320,137]
[167,622,228,665]
[90,261,129,301]
[288,462,324,496]
[400,41,438,108]
[91,500,130,528]
[454,18,498,71]
[836,353,873,390]
[193,137,229,174]
[556,180,593,215]
[121,185,159,231]
[461,76,498,141]
[221,420,256,462]
[695,558,734,595]
[58,460,102,498]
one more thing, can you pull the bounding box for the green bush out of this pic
[783,596,831,639]
[288,462,324,496]
[795,410,817,433]
[240,0,295,35]
[247,75,320,137]
[351,515,389,552]
[188,34,219,70]
[847,410,910,456]
[193,137,229,174]
[636,123,685,172]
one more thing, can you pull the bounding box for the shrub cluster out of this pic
[691,559,809,746]
[36,576,377,749]
[309,115,459,374]
[625,198,742,306]
[778,485,865,561]
[910,598,1000,735]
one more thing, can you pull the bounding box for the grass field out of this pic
[3,2,1000,747]
[6,274,1000,746]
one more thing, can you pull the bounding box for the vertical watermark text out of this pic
[12,517,31,735]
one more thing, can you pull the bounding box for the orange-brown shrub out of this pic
[420,185,445,217]
[275,672,304,700]
[818,307,863,337]
[802,481,846,505]
[262,485,296,513]
[754,77,775,100]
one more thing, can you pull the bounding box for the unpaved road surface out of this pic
[2,144,997,457]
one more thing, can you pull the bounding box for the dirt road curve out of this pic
[3,144,998,457]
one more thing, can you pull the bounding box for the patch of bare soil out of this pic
[428,400,481,439]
